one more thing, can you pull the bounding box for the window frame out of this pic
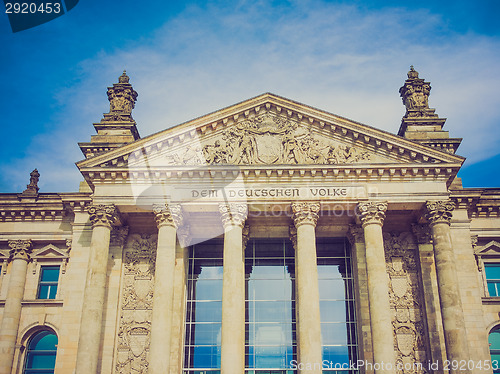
[36,265,61,300]
[22,329,58,374]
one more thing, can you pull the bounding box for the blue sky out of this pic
[1,0,499,192]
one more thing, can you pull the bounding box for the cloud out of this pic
[3,1,500,192]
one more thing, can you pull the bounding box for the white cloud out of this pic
[5,1,500,192]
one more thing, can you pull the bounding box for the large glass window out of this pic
[485,264,500,297]
[184,242,223,373]
[183,239,357,374]
[317,240,357,373]
[489,327,500,373]
[37,266,60,299]
[245,240,296,373]
[24,330,58,374]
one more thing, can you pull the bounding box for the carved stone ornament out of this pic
[356,201,388,227]
[219,203,248,228]
[8,239,33,262]
[164,113,371,166]
[289,225,297,250]
[384,232,428,373]
[347,224,364,245]
[424,200,455,226]
[152,203,183,229]
[107,71,138,114]
[115,234,157,373]
[111,226,130,247]
[88,204,121,228]
[22,169,40,195]
[291,202,320,227]
[399,66,436,119]
[411,224,432,245]
[242,224,250,249]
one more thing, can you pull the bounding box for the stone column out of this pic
[75,204,120,374]
[424,201,470,369]
[149,203,183,374]
[170,226,190,374]
[219,202,247,374]
[357,201,395,373]
[412,224,447,373]
[0,240,32,374]
[291,202,322,373]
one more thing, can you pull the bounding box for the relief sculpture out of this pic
[165,113,371,166]
[384,232,428,374]
[115,234,157,374]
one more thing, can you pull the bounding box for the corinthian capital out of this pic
[291,202,320,227]
[356,201,388,227]
[88,204,121,228]
[411,224,432,244]
[347,224,364,245]
[424,200,455,226]
[219,203,248,228]
[8,239,33,262]
[153,203,183,228]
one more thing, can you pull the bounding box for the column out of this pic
[75,204,120,374]
[357,201,395,373]
[170,226,190,374]
[219,202,247,374]
[291,202,322,373]
[412,224,447,373]
[0,240,32,374]
[424,200,470,369]
[149,203,183,374]
[347,225,374,368]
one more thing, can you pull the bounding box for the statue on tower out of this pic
[22,169,40,195]
[106,71,138,114]
[399,66,435,118]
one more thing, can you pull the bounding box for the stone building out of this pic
[0,67,499,374]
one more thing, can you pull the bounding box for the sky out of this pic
[1,0,500,192]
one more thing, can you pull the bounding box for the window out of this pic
[24,330,58,374]
[184,242,223,373]
[183,239,357,374]
[485,264,500,297]
[37,266,60,299]
[245,240,296,373]
[317,240,357,373]
[489,327,500,373]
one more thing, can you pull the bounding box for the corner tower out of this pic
[78,71,140,159]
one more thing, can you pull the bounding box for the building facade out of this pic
[0,68,499,374]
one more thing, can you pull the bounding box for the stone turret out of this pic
[78,71,140,159]
[398,66,461,154]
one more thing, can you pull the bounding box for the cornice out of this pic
[79,163,461,188]
[451,188,500,218]
[0,193,91,222]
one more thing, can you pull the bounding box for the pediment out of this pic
[32,244,69,259]
[476,241,500,256]
[77,93,463,181]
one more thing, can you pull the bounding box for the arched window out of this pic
[489,327,500,374]
[24,330,58,374]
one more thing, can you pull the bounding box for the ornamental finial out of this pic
[118,70,129,84]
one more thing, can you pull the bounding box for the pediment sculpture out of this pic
[168,114,371,166]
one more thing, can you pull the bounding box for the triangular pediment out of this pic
[32,244,69,259]
[77,93,463,183]
[476,241,500,256]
